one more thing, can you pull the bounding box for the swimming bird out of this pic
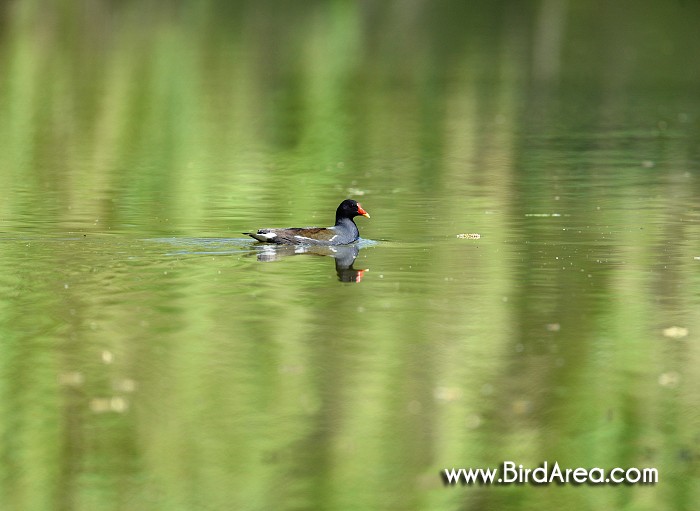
[244,199,370,245]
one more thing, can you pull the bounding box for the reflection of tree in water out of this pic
[254,244,367,283]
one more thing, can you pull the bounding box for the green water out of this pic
[1,1,699,510]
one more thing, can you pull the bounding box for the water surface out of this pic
[1,2,699,511]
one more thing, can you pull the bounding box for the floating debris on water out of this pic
[662,326,688,339]
[456,233,481,239]
[58,371,84,386]
[465,413,482,429]
[434,386,462,402]
[90,396,129,413]
[113,378,138,392]
[658,372,680,387]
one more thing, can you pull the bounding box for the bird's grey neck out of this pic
[335,217,359,236]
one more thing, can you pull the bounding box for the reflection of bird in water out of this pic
[254,244,368,283]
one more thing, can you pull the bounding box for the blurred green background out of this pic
[0,1,699,510]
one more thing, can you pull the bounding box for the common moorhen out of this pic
[244,199,370,245]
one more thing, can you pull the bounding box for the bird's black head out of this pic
[336,199,370,222]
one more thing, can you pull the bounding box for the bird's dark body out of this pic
[244,200,369,246]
